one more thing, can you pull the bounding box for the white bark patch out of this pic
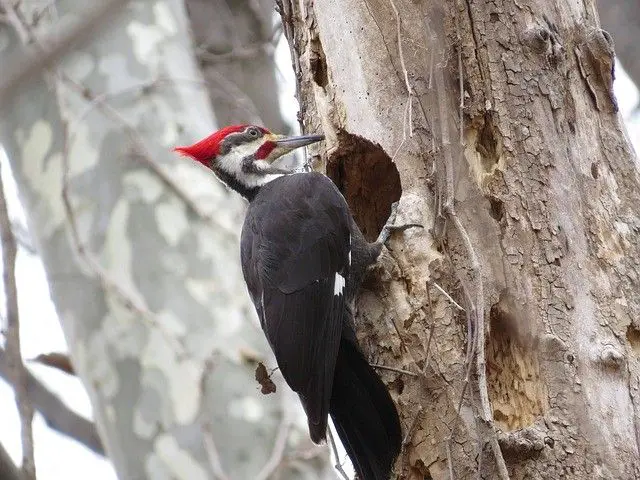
[153,435,208,480]
[68,122,99,176]
[123,171,164,203]
[133,407,157,439]
[100,309,143,358]
[102,199,148,309]
[334,273,345,295]
[155,197,188,246]
[19,121,66,237]
[85,334,120,399]
[154,2,178,35]
[63,51,95,81]
[228,395,265,422]
[98,54,139,91]
[156,310,187,337]
[142,329,202,425]
[185,278,217,305]
[127,1,177,68]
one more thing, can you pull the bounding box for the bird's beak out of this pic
[273,133,325,151]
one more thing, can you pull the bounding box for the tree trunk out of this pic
[280,0,640,478]
[0,1,329,478]
[185,0,289,133]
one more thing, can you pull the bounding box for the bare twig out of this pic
[388,0,414,138]
[0,0,130,108]
[197,43,275,63]
[402,405,423,446]
[327,426,349,480]
[0,440,21,480]
[421,284,437,374]
[0,347,104,455]
[446,439,455,480]
[0,163,35,480]
[201,421,231,480]
[371,363,418,377]
[255,397,292,480]
[432,281,465,312]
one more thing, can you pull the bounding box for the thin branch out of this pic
[446,439,455,480]
[432,281,465,312]
[0,440,22,480]
[402,405,423,447]
[0,347,104,455]
[201,421,230,480]
[371,363,418,377]
[0,163,35,480]
[0,0,131,108]
[255,397,292,480]
[421,284,437,374]
[388,0,414,137]
[327,426,349,480]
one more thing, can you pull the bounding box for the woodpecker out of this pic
[175,125,411,480]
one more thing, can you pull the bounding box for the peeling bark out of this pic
[281,0,640,478]
[0,0,330,478]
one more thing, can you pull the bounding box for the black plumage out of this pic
[176,125,403,480]
[241,172,401,479]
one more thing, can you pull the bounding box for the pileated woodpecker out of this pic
[176,125,409,480]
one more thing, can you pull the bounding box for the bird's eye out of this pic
[248,127,260,137]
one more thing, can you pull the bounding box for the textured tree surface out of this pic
[0,1,330,478]
[280,0,640,478]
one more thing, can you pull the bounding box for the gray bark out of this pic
[0,1,329,478]
[186,0,288,133]
[281,0,640,478]
[597,0,640,91]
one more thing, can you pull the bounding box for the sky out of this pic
[1,29,639,480]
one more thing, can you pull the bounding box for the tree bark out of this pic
[597,0,640,91]
[185,0,289,133]
[280,0,640,478]
[0,1,330,478]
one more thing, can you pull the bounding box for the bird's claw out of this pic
[376,202,423,246]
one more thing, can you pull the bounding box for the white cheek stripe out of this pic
[334,273,345,296]
[217,141,283,188]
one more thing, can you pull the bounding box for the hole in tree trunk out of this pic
[486,291,548,431]
[627,324,640,354]
[326,131,402,242]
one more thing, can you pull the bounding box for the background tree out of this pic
[278,0,640,477]
[0,0,331,478]
[598,0,640,92]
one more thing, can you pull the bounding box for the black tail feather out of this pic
[329,339,402,480]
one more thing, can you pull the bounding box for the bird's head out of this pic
[174,124,324,199]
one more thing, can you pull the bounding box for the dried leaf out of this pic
[31,352,75,375]
[255,362,276,395]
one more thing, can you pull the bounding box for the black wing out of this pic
[241,173,351,442]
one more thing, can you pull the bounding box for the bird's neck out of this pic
[212,167,259,200]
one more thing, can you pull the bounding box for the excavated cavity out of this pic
[476,112,502,171]
[627,324,640,354]
[310,36,328,88]
[326,132,402,242]
[486,292,547,431]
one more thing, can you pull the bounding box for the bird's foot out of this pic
[376,201,423,246]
